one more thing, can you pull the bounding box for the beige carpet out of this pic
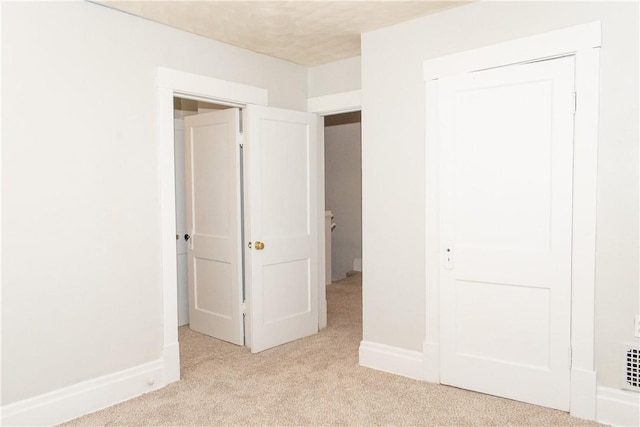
[62,274,602,426]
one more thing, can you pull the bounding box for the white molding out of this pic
[306,89,364,329]
[307,90,361,115]
[422,341,440,383]
[423,22,601,81]
[1,360,165,426]
[157,67,267,106]
[571,368,597,420]
[158,69,329,367]
[570,48,600,375]
[317,116,327,330]
[424,78,440,385]
[359,341,424,380]
[157,85,180,372]
[0,0,4,410]
[424,23,601,419]
[596,387,640,427]
[163,342,181,384]
[307,89,363,329]
[157,68,269,387]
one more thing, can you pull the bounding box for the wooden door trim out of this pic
[157,68,266,385]
[423,22,601,420]
[307,91,363,330]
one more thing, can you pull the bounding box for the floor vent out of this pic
[624,345,640,391]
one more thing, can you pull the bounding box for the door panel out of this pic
[245,105,318,353]
[260,120,311,237]
[185,109,244,345]
[439,56,575,410]
[263,259,311,323]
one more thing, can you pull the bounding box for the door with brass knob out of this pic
[244,104,319,353]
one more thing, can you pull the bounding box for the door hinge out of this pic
[572,91,577,114]
[241,302,247,314]
[568,346,573,368]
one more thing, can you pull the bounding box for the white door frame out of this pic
[307,89,362,330]
[422,22,601,420]
[157,68,268,383]
[157,69,345,381]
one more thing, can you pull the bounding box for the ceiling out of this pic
[98,1,469,66]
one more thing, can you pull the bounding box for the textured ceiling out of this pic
[99,1,468,66]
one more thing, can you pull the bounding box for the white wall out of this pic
[361,0,638,390]
[3,0,637,417]
[1,1,306,406]
[325,122,362,280]
[307,56,361,98]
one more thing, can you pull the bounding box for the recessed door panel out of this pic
[194,258,233,318]
[455,281,550,368]
[453,80,553,252]
[261,120,310,238]
[263,259,311,324]
[192,124,232,238]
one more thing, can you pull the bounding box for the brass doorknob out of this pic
[254,241,265,250]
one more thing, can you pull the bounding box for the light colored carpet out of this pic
[62,274,602,426]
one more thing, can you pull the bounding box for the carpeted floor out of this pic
[62,273,602,426]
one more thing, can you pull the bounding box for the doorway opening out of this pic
[159,68,360,383]
[324,111,362,283]
[171,94,322,357]
[173,100,359,347]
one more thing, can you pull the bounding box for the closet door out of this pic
[185,109,244,345]
[438,56,575,410]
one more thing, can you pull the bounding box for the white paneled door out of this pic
[185,109,244,345]
[438,56,575,410]
[184,106,319,352]
[244,105,319,353]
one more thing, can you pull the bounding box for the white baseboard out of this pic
[596,386,640,427]
[1,359,166,426]
[570,367,597,420]
[359,340,424,380]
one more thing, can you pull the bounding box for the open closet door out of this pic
[185,109,244,346]
[244,105,319,353]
